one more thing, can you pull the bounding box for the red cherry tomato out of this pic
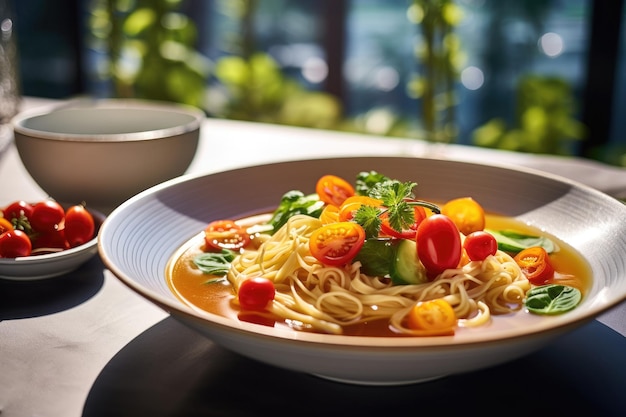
[64,205,95,248]
[0,229,32,258]
[3,200,34,221]
[514,246,554,285]
[463,230,498,261]
[30,200,65,232]
[204,220,250,252]
[31,229,69,252]
[238,276,276,311]
[315,175,355,207]
[309,222,365,266]
[380,205,427,239]
[416,214,462,278]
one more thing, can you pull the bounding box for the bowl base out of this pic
[312,373,447,386]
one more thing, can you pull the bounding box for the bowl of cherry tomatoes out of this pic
[0,199,105,280]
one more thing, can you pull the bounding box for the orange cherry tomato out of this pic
[337,195,382,222]
[407,299,456,332]
[309,222,365,266]
[441,197,485,236]
[380,205,427,240]
[0,217,13,234]
[315,175,355,207]
[319,204,340,224]
[514,246,554,285]
[204,220,251,252]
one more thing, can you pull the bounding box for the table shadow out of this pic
[83,317,626,417]
[0,255,105,320]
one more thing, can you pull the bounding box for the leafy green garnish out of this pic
[525,284,582,315]
[266,190,325,233]
[352,176,440,239]
[486,229,556,254]
[355,171,391,196]
[353,238,398,276]
[193,249,237,279]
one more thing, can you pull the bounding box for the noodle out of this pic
[227,214,530,335]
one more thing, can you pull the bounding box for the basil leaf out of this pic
[486,229,556,254]
[525,284,582,315]
[193,249,237,277]
[267,191,324,233]
[354,238,398,277]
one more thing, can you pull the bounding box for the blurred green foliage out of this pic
[88,0,210,108]
[472,75,586,155]
[406,0,464,144]
[86,0,614,164]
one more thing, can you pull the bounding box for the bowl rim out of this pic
[11,98,205,143]
[99,156,626,350]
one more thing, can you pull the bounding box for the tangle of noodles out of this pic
[227,214,530,335]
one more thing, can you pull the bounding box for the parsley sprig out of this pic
[353,178,441,239]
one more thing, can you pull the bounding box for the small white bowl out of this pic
[12,99,204,214]
[99,156,626,385]
[0,207,106,280]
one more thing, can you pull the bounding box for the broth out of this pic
[166,213,592,337]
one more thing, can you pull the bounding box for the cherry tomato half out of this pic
[380,205,427,240]
[0,229,32,258]
[338,195,382,222]
[441,197,485,236]
[416,214,462,278]
[64,205,95,248]
[309,222,365,266]
[315,175,355,207]
[463,230,498,261]
[514,246,554,285]
[238,276,276,311]
[204,220,250,252]
[30,200,65,233]
[407,299,456,332]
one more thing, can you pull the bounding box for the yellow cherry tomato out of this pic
[407,299,456,332]
[319,204,340,224]
[441,197,485,235]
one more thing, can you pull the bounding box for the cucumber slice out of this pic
[390,239,428,285]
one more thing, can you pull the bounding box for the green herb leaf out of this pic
[353,205,383,238]
[355,171,391,196]
[193,249,237,276]
[353,238,398,276]
[267,191,324,233]
[525,284,582,315]
[486,229,556,254]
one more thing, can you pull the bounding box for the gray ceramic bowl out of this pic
[99,156,626,385]
[12,99,204,213]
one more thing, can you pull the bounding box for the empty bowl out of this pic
[12,99,204,213]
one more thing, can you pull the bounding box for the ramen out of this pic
[166,172,591,337]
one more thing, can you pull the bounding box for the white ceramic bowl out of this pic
[0,206,106,280]
[12,99,204,214]
[98,156,626,385]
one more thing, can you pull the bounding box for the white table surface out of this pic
[1,97,626,417]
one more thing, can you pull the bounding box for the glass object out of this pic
[0,0,19,124]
